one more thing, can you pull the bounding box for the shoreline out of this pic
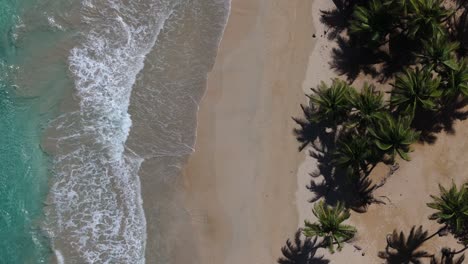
[182,0,315,263]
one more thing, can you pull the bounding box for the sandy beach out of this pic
[296,1,467,262]
[183,0,314,263]
[181,0,468,263]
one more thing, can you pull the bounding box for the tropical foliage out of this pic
[302,201,356,253]
[349,83,385,128]
[427,182,468,242]
[307,79,353,127]
[404,0,452,40]
[333,135,374,177]
[349,0,395,46]
[368,114,419,161]
[291,0,468,260]
[442,59,468,98]
[390,67,442,116]
[418,33,459,73]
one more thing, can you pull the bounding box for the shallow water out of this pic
[0,0,73,262]
[0,0,229,262]
[43,0,230,263]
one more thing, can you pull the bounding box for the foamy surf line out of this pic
[47,1,180,263]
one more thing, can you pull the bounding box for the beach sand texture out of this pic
[183,0,468,263]
[183,0,314,263]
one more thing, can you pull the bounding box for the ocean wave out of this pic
[46,0,181,263]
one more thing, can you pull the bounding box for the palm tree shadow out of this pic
[449,5,468,58]
[431,249,465,264]
[293,113,386,212]
[277,230,330,264]
[330,36,384,82]
[412,98,468,144]
[378,226,433,264]
[306,140,385,213]
[320,0,370,40]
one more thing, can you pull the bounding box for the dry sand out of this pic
[182,0,468,263]
[182,0,314,263]
[296,0,468,263]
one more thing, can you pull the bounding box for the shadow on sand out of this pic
[293,116,391,213]
[411,98,468,144]
[277,230,330,264]
[322,0,468,83]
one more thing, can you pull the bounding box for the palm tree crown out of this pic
[368,114,420,161]
[405,0,452,40]
[443,59,468,98]
[419,33,459,72]
[302,201,357,254]
[308,79,354,127]
[350,83,386,129]
[350,0,395,45]
[427,182,468,235]
[333,135,376,177]
[391,67,442,116]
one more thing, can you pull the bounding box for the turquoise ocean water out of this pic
[0,0,230,262]
[0,0,71,262]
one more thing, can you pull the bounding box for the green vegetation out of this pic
[368,114,419,161]
[307,79,354,128]
[302,201,357,253]
[390,67,442,116]
[378,183,468,262]
[280,0,468,261]
[428,182,468,245]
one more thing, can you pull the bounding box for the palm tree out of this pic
[349,83,386,129]
[427,182,468,236]
[418,33,459,72]
[278,230,330,264]
[390,67,442,117]
[302,201,357,254]
[390,0,411,15]
[307,79,354,128]
[404,0,452,41]
[378,226,432,264]
[368,113,420,162]
[349,0,396,46]
[442,59,468,99]
[333,134,379,177]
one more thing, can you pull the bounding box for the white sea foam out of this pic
[54,250,65,264]
[47,0,181,263]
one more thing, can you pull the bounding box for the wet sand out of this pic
[182,0,314,263]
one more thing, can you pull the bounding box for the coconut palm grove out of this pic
[279,0,468,262]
